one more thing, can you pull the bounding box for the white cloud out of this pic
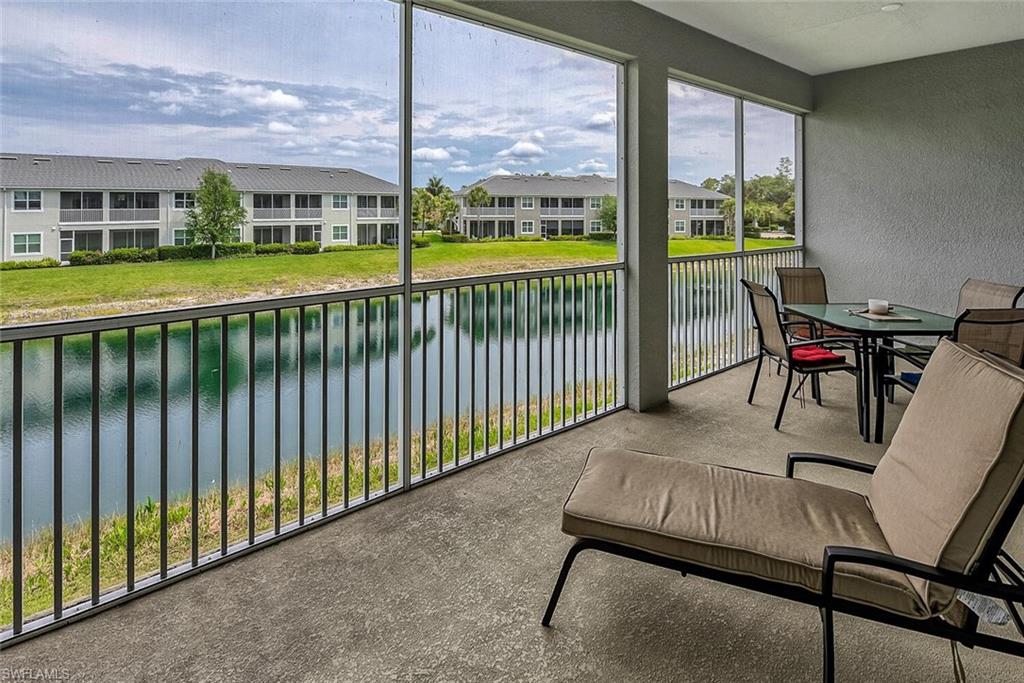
[586,111,616,129]
[268,121,299,134]
[496,140,547,160]
[159,104,182,116]
[412,146,452,162]
[576,158,608,172]
[148,89,197,106]
[224,83,304,111]
[492,167,514,176]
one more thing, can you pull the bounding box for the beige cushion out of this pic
[563,448,927,618]
[869,340,1024,613]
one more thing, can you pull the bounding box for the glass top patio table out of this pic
[783,303,956,337]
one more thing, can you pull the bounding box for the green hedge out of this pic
[68,250,108,266]
[214,242,255,257]
[1,257,61,271]
[106,247,159,263]
[440,234,468,243]
[585,231,616,241]
[291,241,321,255]
[255,243,291,255]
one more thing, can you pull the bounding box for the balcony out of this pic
[253,207,293,220]
[294,207,323,219]
[539,206,585,217]
[108,208,160,222]
[690,208,723,217]
[5,336,1019,681]
[58,208,104,224]
[466,206,515,217]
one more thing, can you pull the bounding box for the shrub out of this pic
[440,233,468,243]
[1,257,60,271]
[216,242,255,257]
[290,241,321,255]
[411,236,431,249]
[255,243,291,255]
[105,248,149,264]
[157,244,205,260]
[68,250,108,266]
[586,231,616,241]
[546,235,587,242]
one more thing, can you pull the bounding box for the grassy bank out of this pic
[0,380,614,628]
[0,236,793,324]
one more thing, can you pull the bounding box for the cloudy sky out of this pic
[1,1,792,189]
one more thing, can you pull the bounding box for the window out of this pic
[231,227,242,243]
[174,229,191,246]
[380,223,399,244]
[13,190,42,211]
[590,220,602,231]
[332,194,349,210]
[12,233,42,254]
[669,80,736,253]
[294,224,322,242]
[294,194,322,209]
[110,229,158,249]
[332,224,350,241]
[173,192,196,210]
[254,225,288,245]
[357,223,379,245]
[413,7,618,276]
[743,101,797,243]
[674,220,686,232]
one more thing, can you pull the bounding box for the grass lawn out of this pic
[0,235,793,324]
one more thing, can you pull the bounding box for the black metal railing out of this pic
[668,247,802,387]
[0,263,623,644]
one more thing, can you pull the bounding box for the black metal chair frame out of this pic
[541,453,1024,683]
[876,308,1024,441]
[742,280,864,432]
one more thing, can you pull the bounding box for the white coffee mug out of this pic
[867,299,889,315]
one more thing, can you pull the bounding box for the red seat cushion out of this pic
[791,345,845,367]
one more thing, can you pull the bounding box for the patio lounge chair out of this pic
[541,340,1024,682]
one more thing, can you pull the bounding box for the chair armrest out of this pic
[786,452,876,479]
[877,343,928,370]
[822,546,1024,606]
[788,337,862,350]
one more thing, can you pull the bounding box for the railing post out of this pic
[734,98,747,362]
[624,58,668,410]
[399,0,413,492]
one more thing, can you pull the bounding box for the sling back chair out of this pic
[775,266,850,341]
[876,308,1024,442]
[895,278,1024,363]
[541,340,1024,682]
[742,279,863,431]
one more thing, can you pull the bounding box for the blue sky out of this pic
[1,1,792,189]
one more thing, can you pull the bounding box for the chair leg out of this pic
[542,540,589,627]
[747,352,764,404]
[821,607,836,683]
[875,363,886,444]
[775,366,794,430]
[811,374,822,405]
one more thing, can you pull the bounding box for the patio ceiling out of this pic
[637,1,1024,75]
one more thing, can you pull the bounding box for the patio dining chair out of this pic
[742,279,862,431]
[775,266,847,340]
[876,308,1024,441]
[895,278,1024,362]
[541,341,1024,682]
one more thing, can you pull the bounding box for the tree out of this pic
[465,186,491,237]
[412,187,432,236]
[185,169,246,258]
[598,194,617,231]
[425,175,447,197]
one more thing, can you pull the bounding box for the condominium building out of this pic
[0,153,399,262]
[453,174,729,238]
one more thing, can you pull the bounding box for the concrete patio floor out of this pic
[5,362,1022,681]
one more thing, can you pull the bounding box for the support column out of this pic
[625,58,669,411]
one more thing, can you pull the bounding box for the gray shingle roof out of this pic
[455,174,728,200]
[0,153,398,194]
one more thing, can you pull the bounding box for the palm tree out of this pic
[466,186,491,239]
[426,175,447,197]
